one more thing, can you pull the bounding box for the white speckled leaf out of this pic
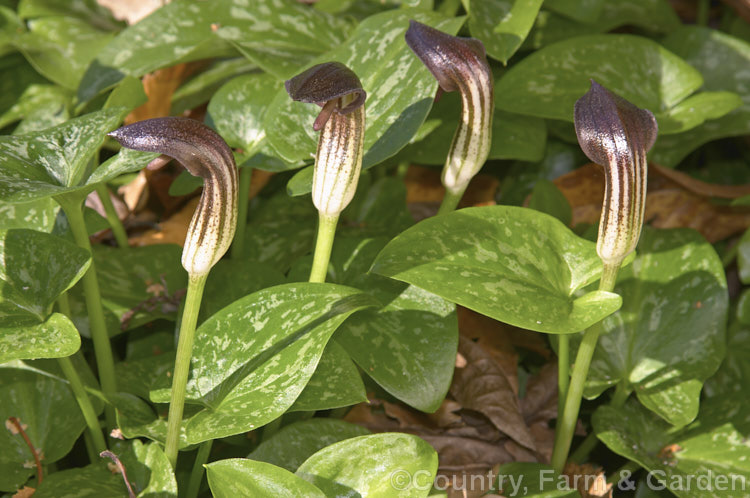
[248,419,370,472]
[580,228,728,427]
[0,365,88,491]
[67,244,187,337]
[0,228,89,321]
[0,313,80,363]
[495,34,703,123]
[297,433,438,498]
[0,198,57,232]
[289,340,366,412]
[264,9,465,168]
[78,0,347,102]
[207,459,326,498]
[468,0,543,64]
[398,92,547,164]
[0,84,71,131]
[32,462,126,497]
[150,283,376,444]
[652,27,750,166]
[594,397,750,498]
[15,17,113,90]
[112,392,190,450]
[87,147,158,187]
[371,206,622,334]
[0,108,125,203]
[207,72,279,151]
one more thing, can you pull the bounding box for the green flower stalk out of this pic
[285,62,366,282]
[109,117,238,468]
[405,20,494,214]
[551,81,657,474]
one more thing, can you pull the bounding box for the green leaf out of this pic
[239,192,317,272]
[17,0,123,31]
[339,176,414,239]
[207,459,326,498]
[120,440,178,497]
[468,0,543,64]
[581,228,728,426]
[594,397,750,498]
[0,365,90,491]
[0,53,50,118]
[32,462,127,497]
[528,179,572,226]
[494,462,578,497]
[0,228,90,319]
[88,148,158,187]
[150,283,377,444]
[199,257,285,323]
[652,27,750,166]
[738,227,750,284]
[705,320,750,397]
[14,17,114,89]
[0,84,71,131]
[67,244,187,337]
[0,313,80,364]
[112,392,191,449]
[264,9,465,168]
[0,197,57,232]
[172,58,256,115]
[398,92,547,164]
[495,34,703,123]
[289,340,367,411]
[653,91,743,134]
[0,108,125,203]
[371,206,622,334]
[78,0,346,102]
[104,75,148,112]
[296,433,438,498]
[115,351,175,400]
[248,418,370,472]
[207,72,279,151]
[544,0,605,23]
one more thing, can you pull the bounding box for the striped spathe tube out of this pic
[574,80,658,267]
[285,62,366,217]
[405,20,494,198]
[108,117,238,277]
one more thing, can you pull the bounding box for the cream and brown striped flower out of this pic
[286,62,366,217]
[109,117,238,276]
[574,80,658,266]
[405,20,494,197]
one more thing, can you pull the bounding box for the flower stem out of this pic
[309,213,338,283]
[437,188,463,215]
[185,440,213,498]
[551,264,620,473]
[557,335,570,418]
[57,355,107,454]
[95,184,129,248]
[231,167,252,260]
[57,196,117,428]
[165,272,208,468]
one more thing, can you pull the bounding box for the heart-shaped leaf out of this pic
[149,283,376,444]
[371,206,622,334]
[0,108,125,203]
[207,459,326,498]
[289,340,367,412]
[468,0,544,64]
[248,418,370,472]
[580,227,727,426]
[495,34,703,125]
[296,433,438,498]
[264,9,465,169]
[652,27,750,166]
[594,397,750,498]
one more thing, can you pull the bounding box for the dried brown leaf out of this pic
[12,487,35,498]
[451,337,536,451]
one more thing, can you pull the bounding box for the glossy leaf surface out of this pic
[207,459,325,498]
[372,206,622,334]
[296,433,438,498]
[581,228,727,426]
[468,0,544,64]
